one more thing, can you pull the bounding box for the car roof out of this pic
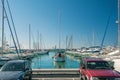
[83,57,106,62]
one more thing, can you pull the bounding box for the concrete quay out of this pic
[32,78,80,80]
[32,69,80,80]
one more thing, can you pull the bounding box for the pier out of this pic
[32,69,80,80]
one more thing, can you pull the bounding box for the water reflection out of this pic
[53,62,65,68]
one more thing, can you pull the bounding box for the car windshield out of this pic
[87,61,111,70]
[1,62,24,71]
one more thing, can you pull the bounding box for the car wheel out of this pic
[28,74,32,80]
[81,78,84,80]
[85,77,87,80]
[81,75,87,80]
[28,76,31,80]
[29,72,32,80]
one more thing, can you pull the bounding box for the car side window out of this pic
[16,63,24,71]
[1,63,24,71]
[87,62,96,69]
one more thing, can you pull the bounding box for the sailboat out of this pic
[53,51,65,62]
[34,32,48,55]
[0,0,11,66]
[53,11,65,62]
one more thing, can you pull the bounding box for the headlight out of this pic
[90,77,99,80]
[115,78,120,80]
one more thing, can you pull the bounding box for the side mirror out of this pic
[82,66,85,69]
[25,68,29,71]
[111,66,114,70]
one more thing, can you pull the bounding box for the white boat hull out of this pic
[34,51,48,55]
[54,57,65,62]
[0,56,11,66]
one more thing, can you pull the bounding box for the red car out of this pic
[80,58,120,80]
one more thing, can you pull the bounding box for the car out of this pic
[0,60,32,80]
[80,57,120,80]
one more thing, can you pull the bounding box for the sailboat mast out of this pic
[58,11,61,50]
[66,36,68,50]
[29,24,31,50]
[1,0,4,56]
[118,0,120,54]
[38,31,39,51]
[40,33,42,50]
[92,31,95,46]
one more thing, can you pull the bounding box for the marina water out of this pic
[31,51,80,69]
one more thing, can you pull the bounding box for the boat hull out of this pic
[54,57,65,62]
[0,57,11,66]
[34,51,48,55]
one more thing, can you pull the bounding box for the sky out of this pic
[0,0,118,49]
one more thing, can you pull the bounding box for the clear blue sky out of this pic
[0,0,118,49]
